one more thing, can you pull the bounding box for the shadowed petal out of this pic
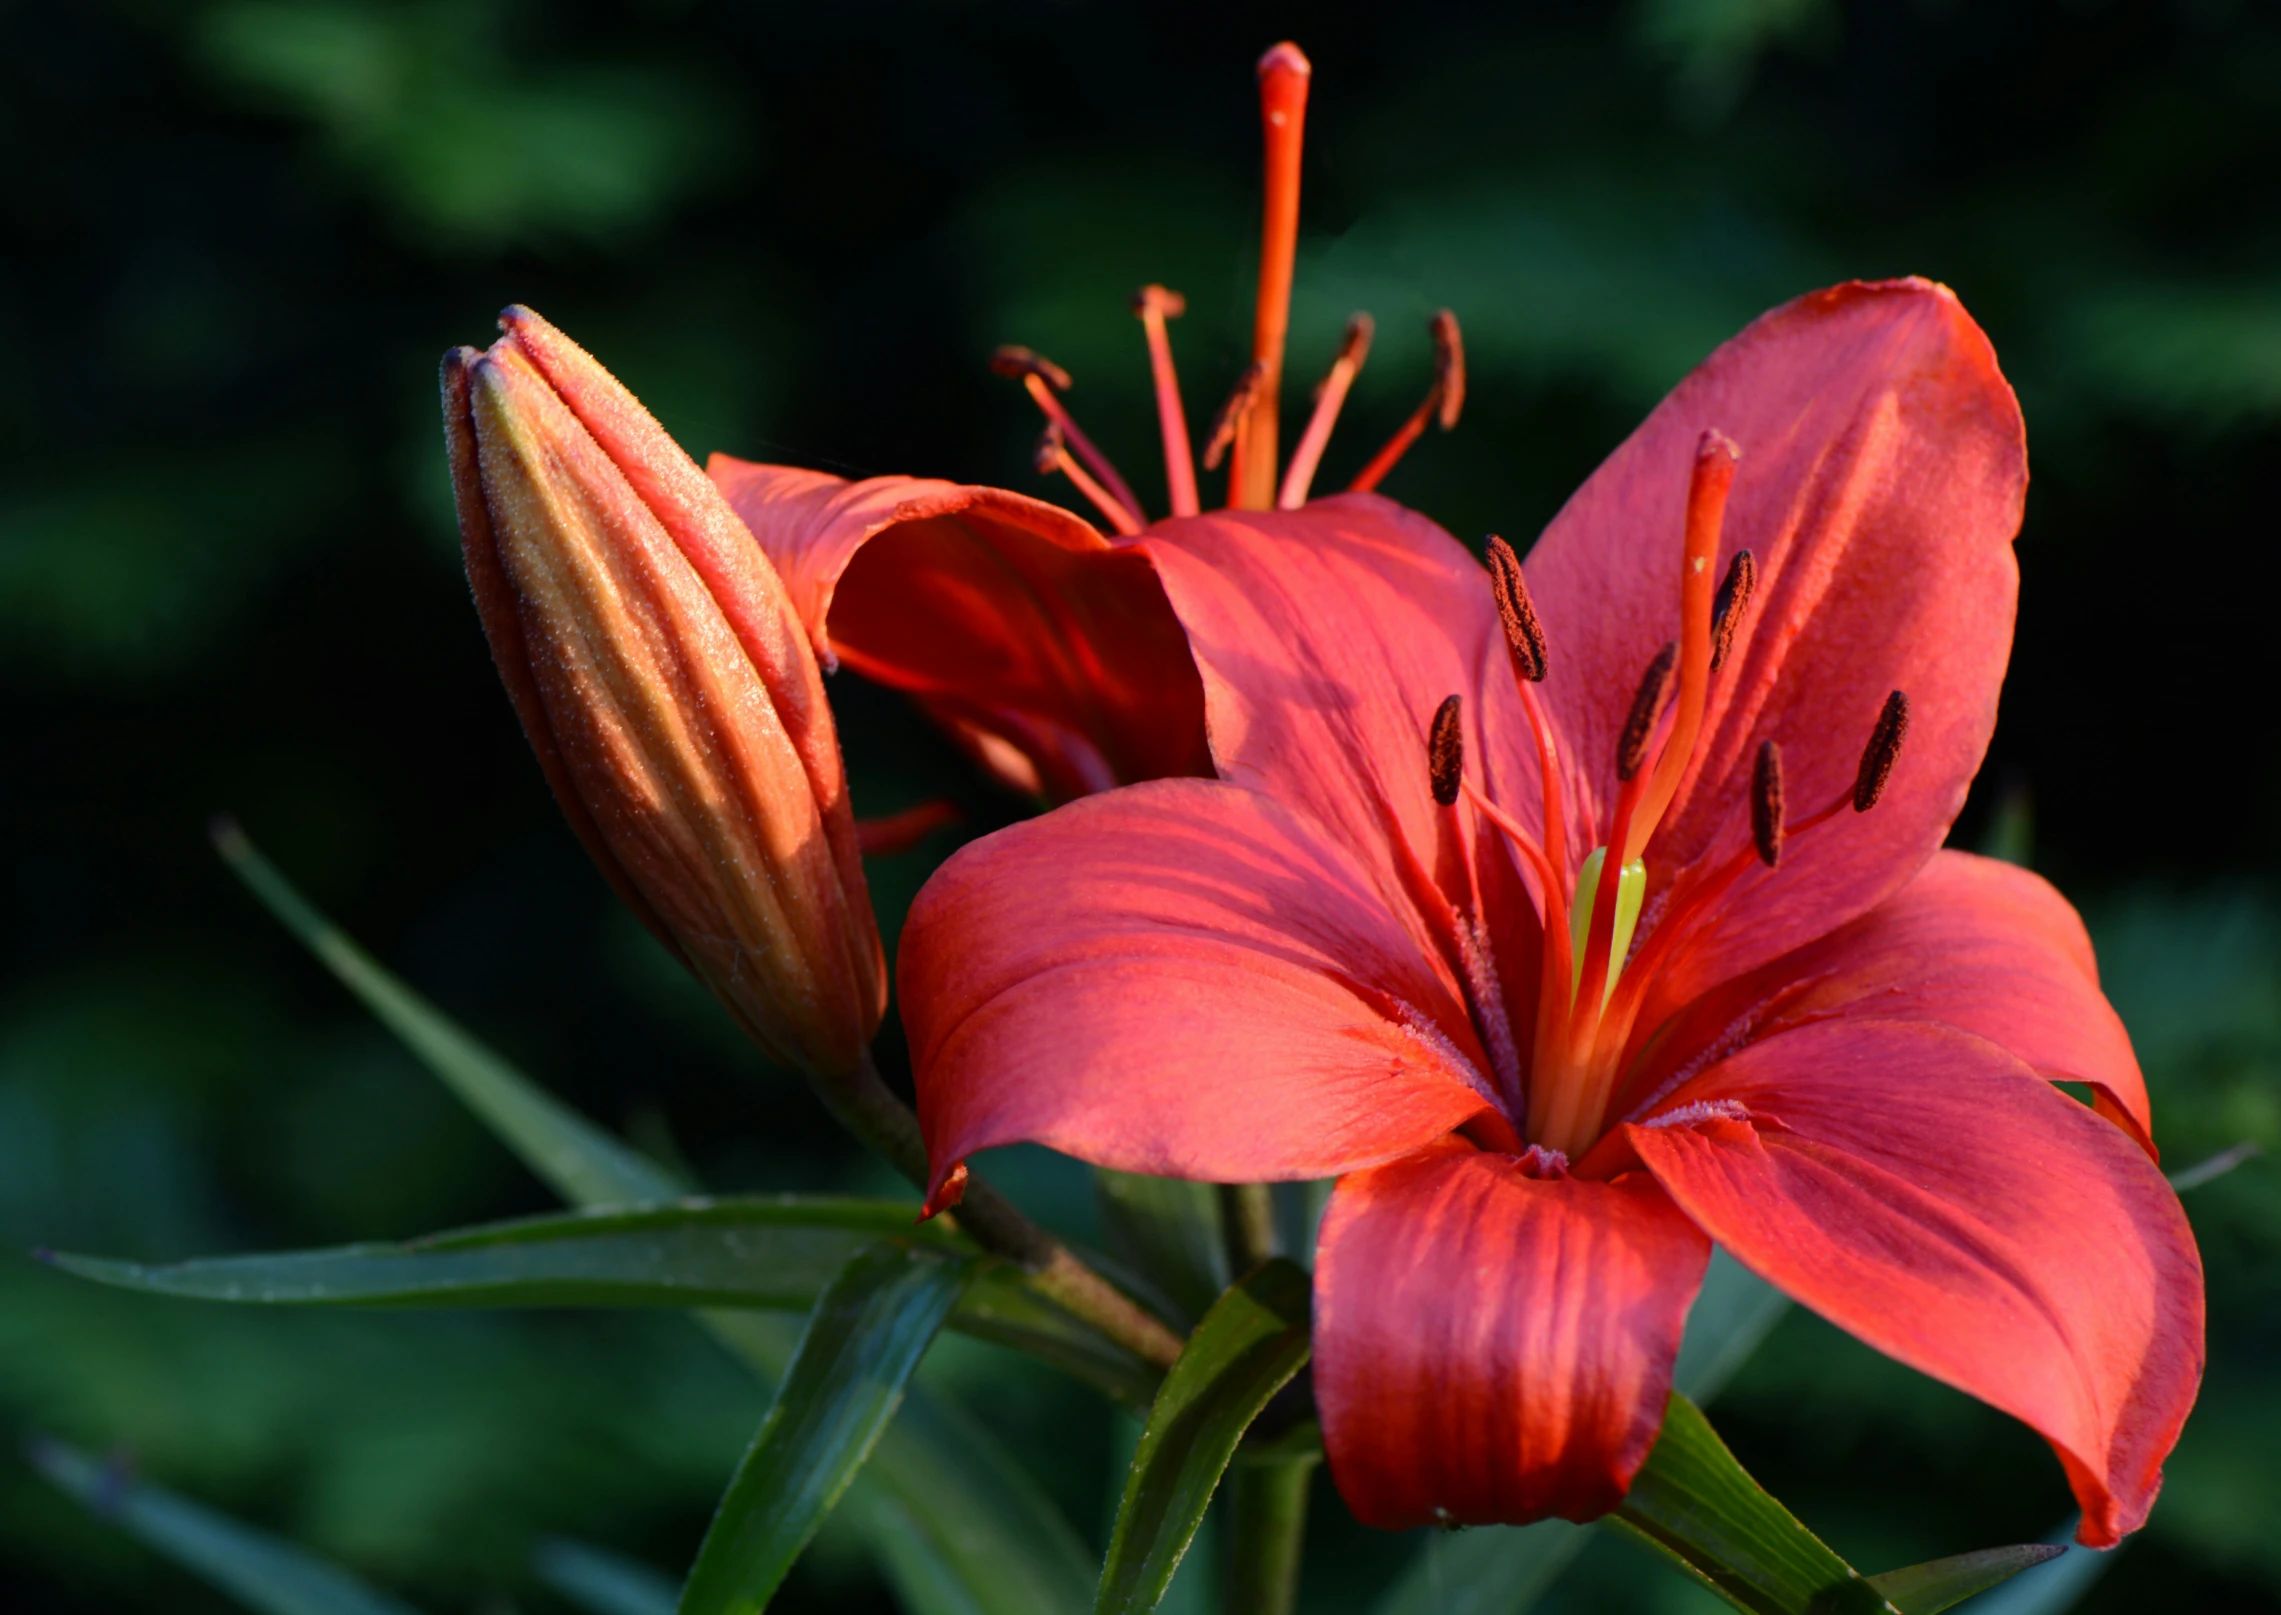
[710,457,1208,799]
[1316,1140,1709,1527]
[901,779,1498,1198]
[1625,1018,2202,1547]
[1526,280,2027,992]
[1625,850,2153,1153]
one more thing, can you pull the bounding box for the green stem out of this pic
[1221,1182,1279,1274]
[834,1050,1184,1370]
[1222,1452,1318,1615]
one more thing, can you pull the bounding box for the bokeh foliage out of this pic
[3,0,2277,1610]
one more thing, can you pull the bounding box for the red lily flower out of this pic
[898,277,2203,1546]
[705,44,1464,805]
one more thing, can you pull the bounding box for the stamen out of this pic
[1035,424,1143,537]
[1485,535,1548,682]
[1202,361,1269,474]
[992,345,1148,528]
[1429,694,1465,806]
[1132,286,1201,518]
[1751,740,1784,867]
[1277,313,1374,509]
[1854,690,1910,811]
[1617,642,1678,781]
[1347,311,1464,493]
[1233,42,1313,511]
[1711,548,1756,672]
[1621,430,1740,864]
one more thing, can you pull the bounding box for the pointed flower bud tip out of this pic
[442,306,886,1086]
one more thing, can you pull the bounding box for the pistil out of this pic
[1279,313,1374,508]
[1232,42,1312,511]
[1132,285,1201,517]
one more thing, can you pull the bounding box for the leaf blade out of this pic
[1097,1258,1314,1615]
[1867,1544,2067,1615]
[679,1243,973,1615]
[533,1538,681,1615]
[1612,1393,1894,1615]
[28,1438,424,1615]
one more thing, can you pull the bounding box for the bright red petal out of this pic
[1526,280,2027,992]
[1625,850,2153,1153]
[1625,1018,2203,1546]
[1139,495,1547,1065]
[901,780,1499,1198]
[709,457,1209,799]
[1316,1139,1709,1527]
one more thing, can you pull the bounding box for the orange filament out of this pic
[1279,313,1373,509]
[1233,42,1312,511]
[1034,424,1143,536]
[1132,285,1201,517]
[993,346,1148,529]
[1347,310,1465,493]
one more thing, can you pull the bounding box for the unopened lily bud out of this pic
[441,306,886,1084]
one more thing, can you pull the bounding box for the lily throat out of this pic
[1434,439,1913,1162]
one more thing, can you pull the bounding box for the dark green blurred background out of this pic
[5,1,2279,1610]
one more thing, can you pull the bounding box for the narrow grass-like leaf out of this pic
[28,1438,423,1615]
[1867,1544,2067,1614]
[1369,1247,1789,1615]
[1093,1169,1229,1327]
[534,1538,680,1615]
[1611,1393,1894,1615]
[1927,1523,2113,1615]
[218,827,1092,1615]
[1097,1258,1313,1615]
[679,1243,973,1615]
[43,1199,1154,1405]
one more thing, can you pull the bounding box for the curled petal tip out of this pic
[921,1162,970,1220]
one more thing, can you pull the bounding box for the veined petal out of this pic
[1625,850,2153,1153]
[1527,280,2027,989]
[900,779,1497,1197]
[1139,496,1547,1051]
[1316,1139,1709,1527]
[1625,1018,2202,1547]
[709,457,1208,799]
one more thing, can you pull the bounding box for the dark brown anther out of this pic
[1854,690,1910,812]
[1202,360,1269,471]
[989,345,1073,391]
[1031,423,1065,474]
[1131,285,1187,319]
[1617,642,1678,781]
[1710,549,1756,672]
[1429,695,1465,806]
[1751,740,1785,867]
[1430,309,1465,429]
[1484,535,1548,682]
[1326,312,1375,389]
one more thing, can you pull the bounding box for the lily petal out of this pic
[1316,1139,1709,1527]
[709,457,1208,799]
[1527,279,2027,991]
[900,779,1497,1199]
[1626,1018,2203,1547]
[1625,849,2154,1153]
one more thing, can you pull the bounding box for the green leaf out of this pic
[1866,1544,2067,1615]
[534,1538,679,1615]
[43,1198,1156,1406]
[28,1438,424,1615]
[219,826,1094,1615]
[679,1243,974,1615]
[215,819,681,1208]
[1369,1247,1789,1615]
[1097,1258,1313,1615]
[1093,1168,1229,1327]
[1611,1392,1894,1614]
